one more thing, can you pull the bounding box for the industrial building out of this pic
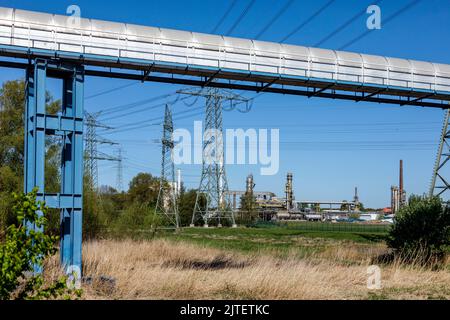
[390,160,407,215]
[231,173,365,222]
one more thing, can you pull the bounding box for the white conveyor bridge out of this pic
[0,7,449,108]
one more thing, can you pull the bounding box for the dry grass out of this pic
[66,239,450,300]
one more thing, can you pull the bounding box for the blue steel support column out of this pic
[60,65,84,280]
[24,60,47,273]
[24,60,46,196]
[24,59,84,280]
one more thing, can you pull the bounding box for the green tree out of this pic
[357,202,365,212]
[340,201,349,211]
[83,174,104,239]
[387,195,450,264]
[0,80,61,235]
[178,189,198,226]
[98,185,123,225]
[239,192,258,224]
[0,189,80,300]
[127,172,160,206]
[114,201,160,231]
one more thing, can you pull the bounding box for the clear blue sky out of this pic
[1,0,450,208]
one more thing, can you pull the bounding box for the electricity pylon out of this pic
[177,88,250,227]
[155,105,180,229]
[85,112,99,190]
[84,112,120,190]
[430,108,450,198]
[115,147,124,192]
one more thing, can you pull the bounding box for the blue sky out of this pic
[1,0,450,208]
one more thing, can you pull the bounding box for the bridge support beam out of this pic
[24,59,84,281]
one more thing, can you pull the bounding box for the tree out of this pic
[178,189,198,226]
[0,80,25,176]
[340,201,349,211]
[387,195,450,264]
[239,192,258,224]
[0,80,61,235]
[0,189,80,300]
[357,202,365,212]
[127,173,160,206]
[83,174,104,239]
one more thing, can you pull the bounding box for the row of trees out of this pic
[83,172,202,237]
[0,79,256,238]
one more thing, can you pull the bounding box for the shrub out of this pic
[387,195,450,265]
[114,201,160,231]
[0,188,81,300]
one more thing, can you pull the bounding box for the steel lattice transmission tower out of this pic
[155,105,180,229]
[115,147,124,192]
[430,108,450,198]
[178,88,250,227]
[84,112,120,191]
[85,112,99,190]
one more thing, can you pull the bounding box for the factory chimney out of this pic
[353,187,360,211]
[399,160,406,207]
[177,169,182,196]
[246,174,255,194]
[399,160,403,199]
[285,173,293,211]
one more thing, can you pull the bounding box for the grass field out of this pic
[49,225,449,300]
[104,224,389,258]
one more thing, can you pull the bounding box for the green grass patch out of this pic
[102,224,388,258]
[154,226,387,257]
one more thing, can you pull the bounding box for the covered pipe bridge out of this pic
[0,7,450,108]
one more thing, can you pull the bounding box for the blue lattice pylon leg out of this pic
[60,64,84,284]
[24,59,84,282]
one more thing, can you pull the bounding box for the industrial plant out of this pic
[229,172,386,224]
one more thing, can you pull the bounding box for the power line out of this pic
[280,0,336,43]
[101,101,169,122]
[338,0,423,50]
[101,108,205,135]
[100,94,197,122]
[314,0,383,47]
[255,0,295,40]
[225,0,257,36]
[96,92,177,116]
[106,105,204,131]
[211,0,238,34]
[85,82,138,100]
[223,121,441,127]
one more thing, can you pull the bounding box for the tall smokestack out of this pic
[246,174,255,194]
[285,173,293,211]
[177,169,181,195]
[354,187,360,207]
[399,160,403,197]
[399,160,406,207]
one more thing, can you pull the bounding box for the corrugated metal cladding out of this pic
[0,7,450,93]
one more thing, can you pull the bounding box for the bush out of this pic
[387,195,450,265]
[114,201,160,231]
[178,189,197,226]
[0,188,81,300]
